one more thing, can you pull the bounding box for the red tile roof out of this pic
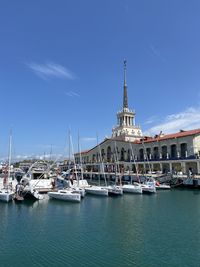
[136,128,200,144]
[74,150,90,156]
[74,129,200,154]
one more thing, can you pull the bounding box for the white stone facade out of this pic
[112,108,142,142]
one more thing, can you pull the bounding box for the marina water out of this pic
[1,189,200,267]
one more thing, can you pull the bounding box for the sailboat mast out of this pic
[141,137,152,174]
[96,134,107,187]
[8,130,12,180]
[70,133,78,186]
[78,131,84,180]
[114,141,121,185]
[49,144,52,162]
[129,142,140,183]
[68,129,71,165]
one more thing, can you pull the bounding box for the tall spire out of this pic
[112,60,142,141]
[123,59,128,109]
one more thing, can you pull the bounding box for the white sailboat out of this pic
[105,141,123,196]
[0,132,15,202]
[56,169,87,197]
[106,184,123,196]
[85,135,109,196]
[122,142,142,194]
[140,177,156,194]
[122,183,143,194]
[69,132,86,197]
[156,184,171,190]
[85,186,108,196]
[48,132,83,202]
[0,187,14,202]
[20,161,53,200]
[66,170,86,197]
[139,139,156,194]
[48,189,81,202]
[155,181,171,190]
[58,132,86,197]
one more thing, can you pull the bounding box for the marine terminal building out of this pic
[75,62,200,175]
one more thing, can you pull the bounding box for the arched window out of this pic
[153,147,159,159]
[146,148,151,160]
[171,144,177,158]
[127,149,131,161]
[162,146,167,159]
[180,143,187,158]
[107,146,112,162]
[139,148,144,160]
[101,149,105,161]
[92,154,96,162]
[121,148,125,161]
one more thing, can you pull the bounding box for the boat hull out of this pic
[14,195,24,202]
[122,185,142,194]
[72,188,85,197]
[156,185,171,190]
[107,186,123,196]
[85,186,108,196]
[141,186,156,194]
[0,191,14,202]
[48,191,81,202]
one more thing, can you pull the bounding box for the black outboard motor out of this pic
[15,172,23,183]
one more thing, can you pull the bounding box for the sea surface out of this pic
[0,189,200,267]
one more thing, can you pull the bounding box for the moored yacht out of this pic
[0,132,15,202]
[122,183,143,194]
[141,178,156,194]
[155,184,171,190]
[0,188,14,202]
[155,181,171,190]
[57,169,87,197]
[70,186,85,197]
[48,189,81,202]
[19,161,54,199]
[106,185,123,196]
[85,186,108,196]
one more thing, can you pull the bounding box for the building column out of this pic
[143,163,146,173]
[169,162,173,173]
[181,162,186,174]
[197,161,200,175]
[151,164,153,172]
[160,163,163,173]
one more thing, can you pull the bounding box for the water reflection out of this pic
[0,190,200,267]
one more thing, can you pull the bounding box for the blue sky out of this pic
[1,0,200,161]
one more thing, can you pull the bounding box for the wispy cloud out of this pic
[149,44,166,62]
[8,153,64,162]
[150,45,161,57]
[144,115,159,125]
[65,91,80,97]
[81,137,96,142]
[35,144,60,149]
[27,62,76,80]
[145,107,200,136]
